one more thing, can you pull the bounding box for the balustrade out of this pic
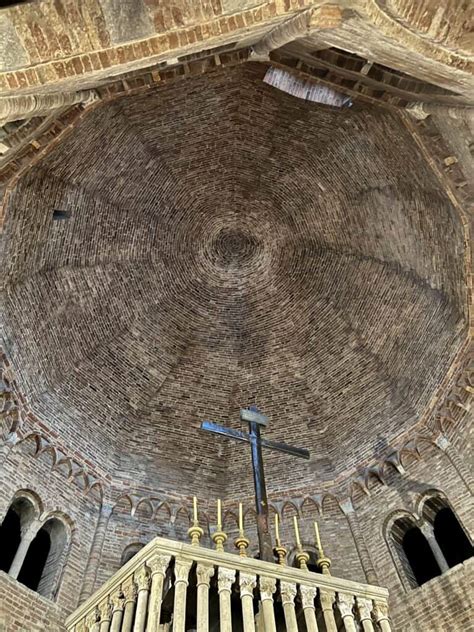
[66,536,391,631]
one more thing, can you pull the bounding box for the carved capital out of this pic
[98,597,112,621]
[357,597,373,622]
[110,589,124,612]
[337,593,355,619]
[319,589,335,611]
[75,621,87,632]
[280,581,297,606]
[196,563,215,587]
[218,567,236,593]
[148,553,171,576]
[374,600,389,621]
[134,565,150,591]
[121,576,137,602]
[85,607,99,629]
[299,585,317,609]
[239,573,256,598]
[174,558,193,584]
[259,576,276,601]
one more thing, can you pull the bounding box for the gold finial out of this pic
[212,498,227,552]
[234,503,250,557]
[314,520,331,575]
[293,516,309,570]
[187,496,203,546]
[273,513,287,565]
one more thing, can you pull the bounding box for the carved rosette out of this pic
[218,567,236,593]
[196,563,215,587]
[239,573,257,598]
[357,597,374,622]
[259,576,276,601]
[337,593,355,619]
[147,553,171,577]
[299,585,317,609]
[174,558,193,584]
[280,581,297,606]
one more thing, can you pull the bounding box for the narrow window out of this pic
[402,526,441,586]
[433,507,473,568]
[17,527,50,591]
[0,506,21,572]
[120,543,145,566]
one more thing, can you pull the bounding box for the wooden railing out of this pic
[66,536,391,632]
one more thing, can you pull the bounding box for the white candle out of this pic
[193,496,198,523]
[314,521,322,554]
[217,499,222,529]
[239,503,244,532]
[275,513,281,546]
[293,516,301,547]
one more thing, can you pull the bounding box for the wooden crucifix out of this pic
[201,405,310,562]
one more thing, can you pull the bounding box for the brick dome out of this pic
[1,64,467,498]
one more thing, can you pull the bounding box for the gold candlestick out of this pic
[314,521,323,555]
[212,498,227,552]
[217,498,222,530]
[313,521,331,574]
[294,515,309,570]
[234,502,249,556]
[187,496,203,546]
[293,516,301,547]
[275,513,281,547]
[238,503,244,532]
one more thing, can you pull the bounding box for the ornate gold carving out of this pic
[217,567,236,592]
[274,544,288,565]
[280,581,297,606]
[317,555,332,575]
[295,549,310,571]
[196,563,215,587]
[234,532,250,557]
[239,573,256,598]
[259,576,276,601]
[299,585,317,609]
[188,523,204,546]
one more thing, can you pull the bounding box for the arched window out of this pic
[0,496,37,574]
[422,496,473,569]
[18,518,68,599]
[120,543,145,566]
[390,516,440,588]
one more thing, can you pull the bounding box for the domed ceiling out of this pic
[1,64,467,499]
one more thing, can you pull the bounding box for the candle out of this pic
[293,515,301,547]
[217,499,222,529]
[239,503,244,532]
[275,513,281,546]
[193,496,198,523]
[314,521,322,554]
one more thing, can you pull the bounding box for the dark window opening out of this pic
[17,528,51,592]
[120,543,145,566]
[0,507,21,573]
[434,507,473,568]
[52,209,71,220]
[402,527,440,586]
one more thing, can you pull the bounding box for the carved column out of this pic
[146,554,171,632]
[340,500,379,584]
[280,582,298,632]
[420,523,449,573]
[121,576,138,632]
[259,577,277,632]
[196,563,215,632]
[319,590,337,632]
[239,573,257,632]
[172,559,193,632]
[109,590,125,632]
[133,565,151,632]
[357,598,375,632]
[9,519,41,578]
[218,567,236,632]
[299,585,319,632]
[80,504,113,603]
[98,597,112,632]
[373,601,392,632]
[337,594,356,632]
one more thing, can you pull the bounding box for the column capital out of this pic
[148,553,171,576]
[259,576,276,601]
[373,600,389,621]
[121,575,137,602]
[299,585,317,609]
[217,567,236,593]
[357,597,374,621]
[337,593,355,618]
[174,558,193,584]
[319,589,335,610]
[280,581,297,606]
[97,597,112,622]
[85,607,99,629]
[134,565,150,591]
[239,573,256,598]
[110,589,124,612]
[196,563,215,587]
